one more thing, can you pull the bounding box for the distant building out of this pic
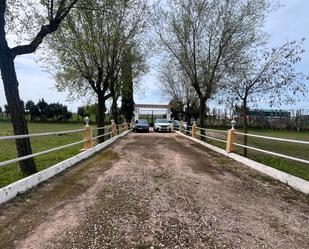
[248,109,291,119]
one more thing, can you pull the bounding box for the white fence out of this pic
[0,121,130,168]
[177,122,309,193]
[178,122,309,167]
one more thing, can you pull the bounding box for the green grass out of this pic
[0,121,86,188]
[196,128,309,181]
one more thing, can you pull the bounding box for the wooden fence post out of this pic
[180,121,183,133]
[226,129,235,153]
[111,119,117,136]
[192,121,197,138]
[81,116,93,151]
[226,120,236,153]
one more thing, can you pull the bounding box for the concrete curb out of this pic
[0,130,131,205]
[176,131,309,194]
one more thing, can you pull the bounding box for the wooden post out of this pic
[180,121,183,133]
[192,121,197,138]
[81,117,93,151]
[111,119,117,137]
[226,129,235,153]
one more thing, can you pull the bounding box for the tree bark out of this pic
[242,98,248,157]
[199,97,206,141]
[0,52,37,175]
[185,105,192,136]
[111,96,119,125]
[97,94,106,144]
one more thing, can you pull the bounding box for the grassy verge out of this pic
[194,128,309,181]
[0,121,85,188]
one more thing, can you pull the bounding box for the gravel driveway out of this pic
[0,132,308,249]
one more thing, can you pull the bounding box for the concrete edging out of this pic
[0,130,131,205]
[176,131,309,194]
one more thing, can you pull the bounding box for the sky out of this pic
[0,0,308,112]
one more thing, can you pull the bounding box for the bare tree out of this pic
[47,0,148,142]
[159,59,198,125]
[225,40,308,156]
[154,0,269,131]
[0,0,79,175]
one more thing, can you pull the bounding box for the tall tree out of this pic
[120,46,135,123]
[225,40,308,156]
[0,0,79,175]
[48,0,148,142]
[159,59,199,125]
[154,0,269,130]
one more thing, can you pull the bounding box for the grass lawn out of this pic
[0,121,87,188]
[195,128,309,181]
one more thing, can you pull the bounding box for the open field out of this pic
[0,121,86,188]
[201,128,309,181]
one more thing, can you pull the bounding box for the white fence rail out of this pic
[0,120,131,168]
[177,121,309,167]
[0,128,86,140]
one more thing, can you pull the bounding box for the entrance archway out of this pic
[134,104,171,125]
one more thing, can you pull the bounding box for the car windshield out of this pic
[139,119,148,124]
[156,119,169,123]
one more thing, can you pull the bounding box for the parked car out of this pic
[133,119,149,132]
[172,120,181,130]
[154,119,172,132]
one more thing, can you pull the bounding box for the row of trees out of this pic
[157,0,308,156]
[24,99,72,121]
[47,0,147,141]
[1,100,72,121]
[0,0,147,175]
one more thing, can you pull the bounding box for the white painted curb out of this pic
[176,131,309,194]
[0,130,131,205]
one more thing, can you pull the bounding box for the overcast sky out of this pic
[0,0,308,112]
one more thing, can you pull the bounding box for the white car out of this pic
[154,119,172,132]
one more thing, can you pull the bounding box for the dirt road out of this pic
[0,132,308,249]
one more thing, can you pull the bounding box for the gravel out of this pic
[0,131,308,249]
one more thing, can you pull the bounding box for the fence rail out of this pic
[177,121,309,167]
[0,120,131,168]
[234,131,309,145]
[0,128,86,141]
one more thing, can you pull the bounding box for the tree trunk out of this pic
[111,96,119,125]
[0,52,37,175]
[243,99,248,157]
[199,97,206,141]
[97,95,106,144]
[185,105,192,136]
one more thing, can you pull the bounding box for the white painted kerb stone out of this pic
[176,131,309,194]
[0,130,131,205]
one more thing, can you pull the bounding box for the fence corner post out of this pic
[226,129,235,153]
[82,116,93,151]
[192,121,197,138]
[111,119,117,137]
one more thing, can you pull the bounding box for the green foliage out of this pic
[24,99,72,121]
[121,46,135,122]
